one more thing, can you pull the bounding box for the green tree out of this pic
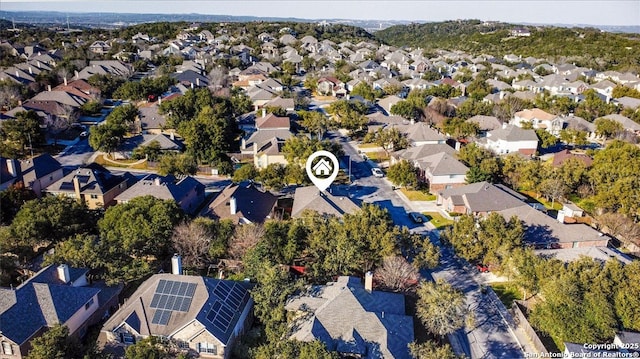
[232,163,259,183]
[409,340,462,359]
[258,163,286,190]
[88,122,127,155]
[559,128,588,147]
[575,90,618,121]
[326,99,368,133]
[26,324,83,359]
[125,337,170,359]
[81,100,102,115]
[612,85,640,99]
[386,160,418,188]
[391,99,423,121]
[416,279,470,336]
[43,233,103,270]
[131,140,162,161]
[594,117,623,143]
[281,136,343,166]
[99,196,183,259]
[0,183,37,225]
[0,110,43,155]
[535,129,559,149]
[156,153,198,176]
[371,127,409,156]
[615,261,640,331]
[298,110,335,139]
[350,82,376,101]
[442,117,479,139]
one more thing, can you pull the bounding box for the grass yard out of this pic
[489,282,523,307]
[400,188,436,201]
[422,211,454,229]
[358,143,380,149]
[94,154,148,169]
[362,150,388,162]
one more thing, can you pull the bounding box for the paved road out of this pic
[330,131,525,359]
[54,137,96,166]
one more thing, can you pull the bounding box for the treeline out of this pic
[376,20,640,71]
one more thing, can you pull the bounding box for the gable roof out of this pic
[515,108,557,122]
[469,115,502,131]
[119,134,183,152]
[200,183,278,224]
[440,181,526,212]
[255,113,290,130]
[0,265,99,345]
[46,165,132,196]
[2,154,62,187]
[552,149,593,168]
[101,274,252,345]
[286,276,414,358]
[243,129,293,150]
[392,122,445,143]
[291,186,359,218]
[417,152,469,176]
[487,125,538,142]
[115,174,203,206]
[393,143,456,162]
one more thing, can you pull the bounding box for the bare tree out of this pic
[375,256,419,292]
[416,279,470,337]
[227,223,264,260]
[208,67,230,91]
[0,86,21,110]
[171,220,213,268]
[597,212,640,248]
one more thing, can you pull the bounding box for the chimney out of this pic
[502,122,508,129]
[171,254,183,275]
[196,78,200,87]
[154,177,161,186]
[158,96,162,105]
[6,159,18,177]
[253,143,258,155]
[262,108,266,118]
[365,271,373,292]
[57,264,70,283]
[169,131,175,140]
[47,84,51,92]
[74,70,79,79]
[37,61,42,68]
[72,176,82,200]
[63,77,67,86]
[15,70,19,78]
[230,196,237,214]
[28,66,32,74]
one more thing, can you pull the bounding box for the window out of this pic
[90,194,98,199]
[198,342,217,354]
[177,340,190,349]
[2,341,12,355]
[85,297,95,310]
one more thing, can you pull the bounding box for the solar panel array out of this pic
[205,281,249,334]
[149,279,198,326]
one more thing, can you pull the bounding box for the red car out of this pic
[476,263,490,273]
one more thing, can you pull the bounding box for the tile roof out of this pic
[200,183,278,224]
[101,274,253,345]
[291,186,359,218]
[286,276,414,358]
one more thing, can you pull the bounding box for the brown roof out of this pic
[552,149,593,168]
[256,113,290,130]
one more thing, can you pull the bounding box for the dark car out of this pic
[409,212,424,223]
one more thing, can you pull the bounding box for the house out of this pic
[438,181,527,215]
[291,186,359,218]
[513,108,563,135]
[285,275,414,358]
[115,133,183,160]
[551,149,593,168]
[138,103,169,134]
[478,124,539,156]
[89,41,111,55]
[0,264,121,359]
[0,154,63,195]
[377,95,402,115]
[468,115,502,136]
[115,175,205,215]
[535,246,632,264]
[317,77,346,98]
[255,112,290,131]
[45,164,133,209]
[614,96,640,110]
[100,273,253,359]
[413,152,469,192]
[313,158,333,176]
[200,183,278,224]
[263,97,295,113]
[390,143,456,166]
[498,205,609,249]
[392,122,446,146]
[601,114,640,134]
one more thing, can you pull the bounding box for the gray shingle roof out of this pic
[440,181,526,212]
[286,276,414,359]
[417,152,469,176]
[487,125,538,142]
[291,186,359,218]
[114,174,203,212]
[46,165,131,196]
[200,183,278,224]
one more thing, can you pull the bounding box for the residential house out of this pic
[563,114,597,140]
[478,124,539,156]
[392,122,446,146]
[115,133,183,160]
[534,246,632,265]
[255,112,290,131]
[291,186,359,218]
[390,143,456,166]
[74,60,132,80]
[0,264,121,359]
[413,152,469,192]
[498,205,609,249]
[377,95,402,115]
[513,108,563,135]
[115,174,205,215]
[0,154,63,195]
[89,41,111,55]
[200,183,278,224]
[468,115,502,137]
[138,103,169,134]
[552,149,593,168]
[285,275,414,358]
[263,97,295,113]
[45,164,133,209]
[591,80,617,102]
[317,77,347,98]
[614,96,640,110]
[100,273,253,359]
[602,114,640,135]
[438,181,527,215]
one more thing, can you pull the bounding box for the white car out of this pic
[371,168,384,178]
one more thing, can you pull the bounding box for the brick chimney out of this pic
[72,175,82,200]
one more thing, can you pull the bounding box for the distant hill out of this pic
[375,20,640,71]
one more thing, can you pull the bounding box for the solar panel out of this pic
[164,281,175,294]
[180,298,192,312]
[158,294,169,309]
[150,293,161,308]
[186,283,197,297]
[170,282,180,295]
[173,297,184,311]
[151,309,163,324]
[157,279,167,293]
[213,281,231,300]
[159,309,172,325]
[166,296,176,310]
[178,281,188,296]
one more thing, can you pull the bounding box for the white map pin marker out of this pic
[305,150,339,192]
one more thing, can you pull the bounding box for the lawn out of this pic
[362,150,388,162]
[422,211,454,229]
[489,282,523,307]
[358,143,380,149]
[94,154,148,169]
[519,190,563,211]
[400,188,436,201]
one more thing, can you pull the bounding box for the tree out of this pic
[535,129,559,149]
[0,183,37,225]
[0,110,43,155]
[597,212,640,248]
[131,140,162,161]
[612,85,640,99]
[386,160,418,188]
[298,110,335,139]
[228,223,264,260]
[416,279,470,336]
[171,218,234,268]
[371,127,409,156]
[81,100,102,115]
[43,233,103,270]
[375,256,419,292]
[615,261,640,331]
[253,340,338,359]
[350,82,376,101]
[391,99,423,121]
[99,196,183,259]
[26,324,83,359]
[232,163,259,183]
[408,340,462,359]
[538,177,567,207]
[559,128,588,147]
[326,99,368,133]
[575,90,618,121]
[9,196,94,247]
[441,117,479,139]
[156,153,197,176]
[594,117,624,143]
[281,136,343,166]
[89,122,127,155]
[124,337,171,359]
[257,163,286,190]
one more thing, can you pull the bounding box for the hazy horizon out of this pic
[2,1,639,27]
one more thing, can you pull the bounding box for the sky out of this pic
[1,0,639,26]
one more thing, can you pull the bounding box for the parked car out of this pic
[79,131,88,138]
[371,168,384,177]
[476,263,490,273]
[409,212,424,223]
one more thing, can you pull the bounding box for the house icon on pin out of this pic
[312,158,333,176]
